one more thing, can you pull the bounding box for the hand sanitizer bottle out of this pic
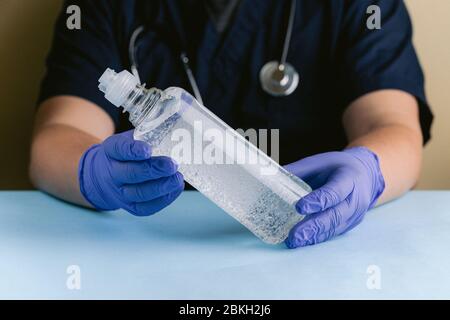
[98,68,311,244]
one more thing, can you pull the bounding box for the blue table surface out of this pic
[0,190,449,299]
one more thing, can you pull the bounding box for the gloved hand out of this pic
[284,146,385,248]
[78,130,184,216]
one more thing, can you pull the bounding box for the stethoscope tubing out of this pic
[280,0,297,66]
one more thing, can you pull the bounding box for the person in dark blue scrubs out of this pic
[30,0,433,248]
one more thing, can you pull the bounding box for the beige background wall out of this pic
[0,0,449,190]
[407,0,450,188]
[0,0,61,189]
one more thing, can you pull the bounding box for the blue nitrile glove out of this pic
[284,147,385,248]
[78,130,184,216]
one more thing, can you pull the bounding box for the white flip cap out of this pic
[98,68,139,108]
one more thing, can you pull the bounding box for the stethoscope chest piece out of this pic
[259,61,299,97]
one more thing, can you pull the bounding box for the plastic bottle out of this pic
[98,68,311,244]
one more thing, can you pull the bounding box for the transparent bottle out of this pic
[98,68,311,244]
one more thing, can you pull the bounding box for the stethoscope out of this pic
[129,0,299,103]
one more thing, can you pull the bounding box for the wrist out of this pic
[343,146,385,208]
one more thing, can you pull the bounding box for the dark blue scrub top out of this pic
[38,0,433,164]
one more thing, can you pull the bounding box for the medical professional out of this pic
[30,0,433,248]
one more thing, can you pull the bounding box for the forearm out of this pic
[342,90,423,205]
[29,124,100,207]
[347,123,422,204]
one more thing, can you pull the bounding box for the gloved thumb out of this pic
[103,130,151,161]
[284,155,326,181]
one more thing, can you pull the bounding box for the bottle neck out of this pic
[123,86,163,127]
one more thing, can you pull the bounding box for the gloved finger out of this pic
[127,188,183,217]
[103,130,152,161]
[110,156,179,184]
[295,167,354,214]
[302,211,365,247]
[286,199,352,249]
[121,172,184,202]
